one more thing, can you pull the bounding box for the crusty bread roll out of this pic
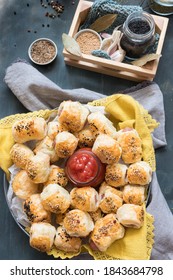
[47,121,67,140]
[54,131,78,158]
[23,194,51,223]
[12,117,47,143]
[44,165,68,188]
[105,163,128,187]
[116,128,142,164]
[40,183,70,214]
[116,204,144,229]
[74,124,95,148]
[122,184,146,205]
[127,161,152,185]
[58,101,89,132]
[92,134,122,164]
[30,222,56,252]
[87,111,117,138]
[63,209,94,237]
[90,213,125,252]
[12,170,39,200]
[54,226,82,253]
[70,187,99,212]
[10,143,34,170]
[34,136,59,163]
[26,152,50,183]
[99,186,123,214]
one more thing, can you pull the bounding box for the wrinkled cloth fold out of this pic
[3,61,173,260]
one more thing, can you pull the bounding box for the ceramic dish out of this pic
[28,38,58,65]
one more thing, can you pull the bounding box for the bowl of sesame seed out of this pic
[28,38,58,65]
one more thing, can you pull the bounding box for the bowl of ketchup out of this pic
[65,148,106,187]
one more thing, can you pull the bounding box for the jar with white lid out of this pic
[120,11,156,60]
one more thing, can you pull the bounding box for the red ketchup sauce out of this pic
[65,148,106,187]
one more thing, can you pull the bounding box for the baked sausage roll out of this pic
[87,111,117,138]
[92,134,122,164]
[30,222,56,252]
[122,184,146,205]
[116,204,144,229]
[12,117,47,143]
[74,124,95,148]
[10,143,34,170]
[34,136,59,163]
[58,101,89,132]
[54,226,82,253]
[63,209,94,237]
[54,131,78,158]
[40,183,70,214]
[116,127,142,164]
[47,121,67,140]
[99,186,123,214]
[23,194,51,223]
[12,170,39,200]
[127,161,152,185]
[105,163,128,187]
[99,181,123,198]
[44,165,68,188]
[89,208,102,223]
[90,213,125,252]
[70,187,99,212]
[26,152,50,183]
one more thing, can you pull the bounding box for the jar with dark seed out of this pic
[120,11,156,59]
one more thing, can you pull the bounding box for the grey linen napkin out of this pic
[4,61,173,260]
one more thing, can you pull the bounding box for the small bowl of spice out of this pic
[28,38,58,65]
[74,29,102,55]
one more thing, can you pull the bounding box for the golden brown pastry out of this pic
[44,165,68,188]
[26,152,50,183]
[63,209,94,237]
[90,213,125,252]
[54,226,82,253]
[12,117,47,143]
[55,211,69,225]
[99,181,123,198]
[40,183,70,214]
[116,204,144,229]
[122,184,146,205]
[47,120,67,140]
[105,163,128,187]
[74,124,95,148]
[58,100,89,132]
[10,143,34,170]
[54,131,78,158]
[30,222,56,252]
[99,186,123,214]
[12,170,39,200]
[34,136,59,163]
[116,127,142,164]
[70,187,99,212]
[87,111,117,138]
[89,208,102,223]
[92,134,122,164]
[127,161,152,185]
[23,194,51,223]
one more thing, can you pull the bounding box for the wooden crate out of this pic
[63,0,169,82]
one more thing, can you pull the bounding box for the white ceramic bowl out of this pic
[28,38,58,65]
[74,29,102,54]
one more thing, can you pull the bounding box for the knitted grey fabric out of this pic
[80,0,143,34]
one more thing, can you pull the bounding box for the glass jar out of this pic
[65,148,106,187]
[120,11,156,60]
[149,0,173,16]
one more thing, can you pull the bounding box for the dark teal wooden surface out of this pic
[0,0,173,259]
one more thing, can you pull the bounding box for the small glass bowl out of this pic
[28,38,58,65]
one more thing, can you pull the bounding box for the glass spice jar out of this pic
[120,11,156,60]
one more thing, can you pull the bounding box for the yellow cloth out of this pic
[0,94,157,260]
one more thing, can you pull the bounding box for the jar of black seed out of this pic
[120,11,155,60]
